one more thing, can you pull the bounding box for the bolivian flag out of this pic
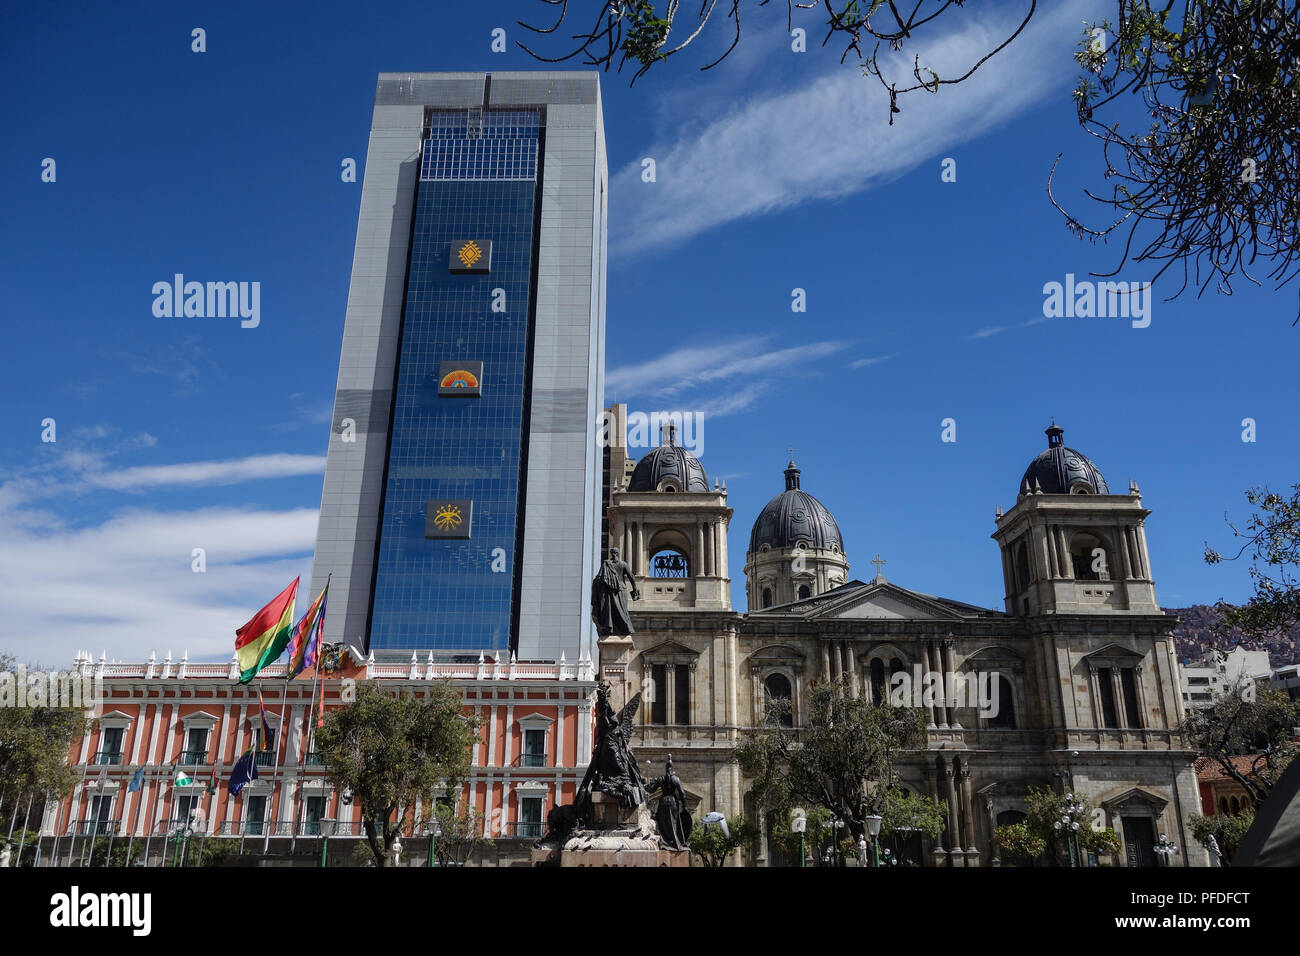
[235,577,298,683]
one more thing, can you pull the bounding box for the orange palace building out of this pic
[41,647,597,865]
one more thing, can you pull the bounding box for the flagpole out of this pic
[15,794,33,866]
[143,775,155,867]
[291,599,327,856]
[126,769,143,867]
[264,676,289,855]
[64,760,90,866]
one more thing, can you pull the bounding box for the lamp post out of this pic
[790,808,807,868]
[821,814,845,867]
[425,820,442,868]
[1154,834,1179,867]
[864,814,883,867]
[1053,793,1086,868]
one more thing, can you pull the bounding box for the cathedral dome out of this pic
[1019,423,1109,495]
[627,432,709,493]
[748,462,844,554]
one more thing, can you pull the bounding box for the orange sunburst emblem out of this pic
[457,241,483,268]
[433,504,463,531]
[439,369,479,390]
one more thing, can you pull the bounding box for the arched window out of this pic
[764,673,793,728]
[797,584,811,600]
[649,547,689,578]
[987,674,1016,729]
[1070,531,1111,581]
[1218,796,1229,815]
[762,587,773,609]
[1230,796,1241,815]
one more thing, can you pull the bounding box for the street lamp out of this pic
[790,808,807,869]
[1053,792,1086,868]
[821,814,845,867]
[864,814,883,868]
[424,820,442,868]
[1154,834,1179,867]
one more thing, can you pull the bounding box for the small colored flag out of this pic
[207,765,218,795]
[174,767,196,787]
[127,767,145,793]
[227,749,258,797]
[257,690,273,750]
[286,581,328,679]
[234,577,299,683]
[95,765,108,787]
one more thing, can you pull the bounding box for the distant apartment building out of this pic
[1179,646,1271,708]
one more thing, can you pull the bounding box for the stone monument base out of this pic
[531,793,689,868]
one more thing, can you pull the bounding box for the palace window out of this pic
[988,674,1017,729]
[797,584,811,600]
[1070,531,1111,581]
[762,588,773,609]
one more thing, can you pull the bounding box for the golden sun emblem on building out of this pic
[433,504,463,531]
[457,241,483,268]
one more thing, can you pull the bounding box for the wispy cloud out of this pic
[966,326,1007,341]
[609,337,846,397]
[611,1,1092,256]
[850,353,900,369]
[85,454,324,491]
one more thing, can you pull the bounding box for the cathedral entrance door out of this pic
[1122,816,1157,867]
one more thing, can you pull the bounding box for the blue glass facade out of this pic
[368,110,542,651]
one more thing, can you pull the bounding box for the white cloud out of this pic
[966,327,1007,340]
[86,454,325,491]
[0,505,318,666]
[608,337,847,399]
[850,353,900,369]
[611,1,1093,255]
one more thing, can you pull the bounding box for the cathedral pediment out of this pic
[777,580,992,622]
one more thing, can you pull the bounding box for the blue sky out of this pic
[2,1,1295,666]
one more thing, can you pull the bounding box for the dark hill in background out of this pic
[1168,605,1300,668]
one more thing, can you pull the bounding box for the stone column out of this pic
[961,768,976,853]
[634,523,644,575]
[843,644,857,699]
[821,643,831,683]
[696,523,706,578]
[1112,668,1128,728]
[941,638,960,729]
[831,642,842,682]
[717,519,728,580]
[943,760,960,854]
[1136,524,1152,578]
[1058,528,1073,578]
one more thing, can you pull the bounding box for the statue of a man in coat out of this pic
[591,547,640,637]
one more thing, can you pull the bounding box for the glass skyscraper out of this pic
[310,74,607,661]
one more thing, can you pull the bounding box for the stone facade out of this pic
[600,407,1207,866]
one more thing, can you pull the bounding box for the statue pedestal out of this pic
[531,794,689,868]
[597,635,635,711]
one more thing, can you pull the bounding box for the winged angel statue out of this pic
[583,682,646,808]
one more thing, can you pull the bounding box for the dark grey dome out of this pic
[1020,424,1109,495]
[748,462,844,554]
[628,437,709,492]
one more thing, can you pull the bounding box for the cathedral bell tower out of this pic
[992,424,1158,616]
[604,406,733,611]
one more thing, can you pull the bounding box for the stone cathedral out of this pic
[599,406,1204,866]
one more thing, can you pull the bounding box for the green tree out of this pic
[0,653,85,837]
[1017,786,1117,867]
[1188,811,1254,860]
[1182,683,1299,808]
[688,815,755,867]
[314,681,479,867]
[992,822,1047,866]
[426,801,492,867]
[734,677,936,850]
[1206,485,1300,637]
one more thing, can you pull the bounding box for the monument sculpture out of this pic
[591,547,640,636]
[531,563,687,866]
[647,754,692,851]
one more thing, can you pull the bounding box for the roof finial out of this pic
[784,458,801,491]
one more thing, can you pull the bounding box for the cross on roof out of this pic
[871,554,887,582]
